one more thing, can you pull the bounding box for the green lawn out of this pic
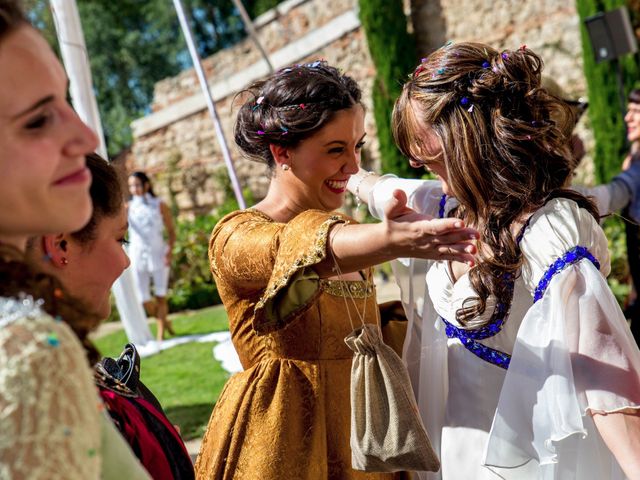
[94,305,232,440]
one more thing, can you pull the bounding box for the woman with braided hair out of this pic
[195,60,480,479]
[351,43,640,479]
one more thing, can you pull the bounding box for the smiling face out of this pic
[63,206,130,319]
[0,26,98,249]
[277,105,366,212]
[625,102,640,144]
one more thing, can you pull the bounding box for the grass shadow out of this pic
[165,402,216,441]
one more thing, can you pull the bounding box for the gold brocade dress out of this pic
[195,209,400,480]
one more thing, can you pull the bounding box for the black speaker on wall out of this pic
[584,6,638,63]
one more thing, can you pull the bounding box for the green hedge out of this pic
[168,190,247,312]
[576,0,640,182]
[359,0,422,178]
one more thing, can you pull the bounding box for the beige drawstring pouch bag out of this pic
[344,322,440,473]
[331,247,440,473]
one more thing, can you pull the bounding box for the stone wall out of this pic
[410,0,596,184]
[129,0,598,216]
[129,0,378,216]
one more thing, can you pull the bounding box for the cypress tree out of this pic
[359,0,421,177]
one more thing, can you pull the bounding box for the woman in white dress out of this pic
[127,171,176,341]
[350,42,640,479]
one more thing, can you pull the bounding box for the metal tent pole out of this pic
[172,0,246,209]
[230,0,274,73]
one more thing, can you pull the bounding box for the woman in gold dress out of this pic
[195,61,478,479]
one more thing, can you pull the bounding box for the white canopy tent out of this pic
[172,0,246,209]
[50,0,157,352]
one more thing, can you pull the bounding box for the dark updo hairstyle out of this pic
[629,88,640,105]
[394,42,597,328]
[129,171,156,197]
[72,153,124,245]
[0,0,27,40]
[234,60,362,169]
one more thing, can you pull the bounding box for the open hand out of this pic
[383,189,478,265]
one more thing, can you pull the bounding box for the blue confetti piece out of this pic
[46,333,60,347]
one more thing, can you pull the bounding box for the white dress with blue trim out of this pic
[368,175,640,480]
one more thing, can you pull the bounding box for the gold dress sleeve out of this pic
[209,209,348,334]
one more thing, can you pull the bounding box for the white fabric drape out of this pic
[484,262,640,479]
[50,0,154,348]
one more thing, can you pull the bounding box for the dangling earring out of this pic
[281,164,290,171]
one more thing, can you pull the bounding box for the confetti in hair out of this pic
[252,95,265,111]
[256,127,290,137]
[47,333,60,347]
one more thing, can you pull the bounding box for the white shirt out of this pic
[128,194,167,272]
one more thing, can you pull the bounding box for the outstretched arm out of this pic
[313,188,477,278]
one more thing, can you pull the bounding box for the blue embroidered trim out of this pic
[435,197,531,370]
[440,271,515,370]
[438,194,447,218]
[441,315,512,369]
[533,246,600,303]
[440,313,512,369]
